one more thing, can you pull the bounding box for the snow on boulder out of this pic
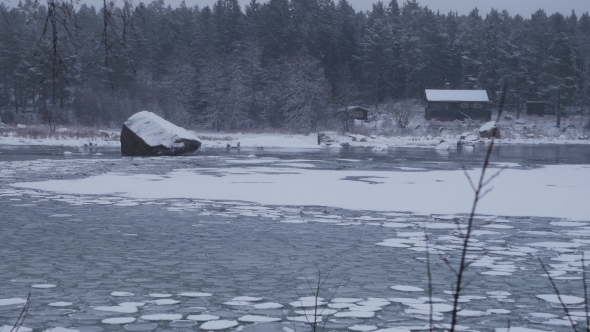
[435,141,450,150]
[479,121,501,139]
[120,111,201,156]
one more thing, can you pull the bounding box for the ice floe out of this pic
[187,314,220,321]
[200,320,239,330]
[391,285,424,292]
[536,294,585,304]
[101,317,136,324]
[140,314,183,321]
[237,315,281,323]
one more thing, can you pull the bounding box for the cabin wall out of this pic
[425,101,491,121]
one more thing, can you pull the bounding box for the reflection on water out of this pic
[2,144,590,169]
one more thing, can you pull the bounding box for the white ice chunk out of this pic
[48,302,72,307]
[348,325,377,331]
[332,298,363,303]
[179,292,212,297]
[237,315,281,323]
[357,298,390,306]
[231,296,263,302]
[101,317,136,324]
[149,299,180,305]
[487,309,511,314]
[0,298,27,306]
[457,310,489,317]
[187,314,220,322]
[111,291,134,297]
[536,294,585,304]
[391,285,424,292]
[94,306,138,314]
[140,314,183,321]
[31,284,56,289]
[200,320,239,330]
[0,326,32,332]
[252,302,283,309]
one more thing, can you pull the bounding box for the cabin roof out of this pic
[425,90,490,102]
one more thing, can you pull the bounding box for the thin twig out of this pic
[424,230,434,332]
[582,252,589,332]
[448,83,507,332]
[539,258,579,332]
[10,291,31,332]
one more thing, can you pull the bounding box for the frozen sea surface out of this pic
[0,145,589,331]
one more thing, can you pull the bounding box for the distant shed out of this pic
[425,89,492,121]
[338,106,369,121]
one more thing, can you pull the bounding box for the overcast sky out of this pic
[189,0,590,17]
[3,0,583,17]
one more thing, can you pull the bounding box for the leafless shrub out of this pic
[446,84,507,332]
[294,265,338,332]
[387,99,422,129]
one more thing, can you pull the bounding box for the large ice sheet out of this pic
[11,165,590,220]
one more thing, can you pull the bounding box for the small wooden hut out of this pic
[347,106,369,121]
[424,89,491,121]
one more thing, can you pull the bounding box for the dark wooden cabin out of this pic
[425,89,491,121]
[342,106,369,121]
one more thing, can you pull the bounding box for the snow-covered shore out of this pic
[1,112,589,150]
[1,129,589,151]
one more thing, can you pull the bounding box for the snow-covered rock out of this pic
[16,124,26,129]
[479,121,500,139]
[435,142,450,150]
[515,119,526,125]
[56,128,68,133]
[120,111,201,156]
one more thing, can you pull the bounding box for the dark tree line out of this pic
[0,0,589,130]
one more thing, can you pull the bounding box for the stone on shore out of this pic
[120,111,201,156]
[479,121,501,139]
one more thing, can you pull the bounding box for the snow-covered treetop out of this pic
[124,111,199,148]
[425,90,490,102]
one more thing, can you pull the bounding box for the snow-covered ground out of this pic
[1,112,589,150]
